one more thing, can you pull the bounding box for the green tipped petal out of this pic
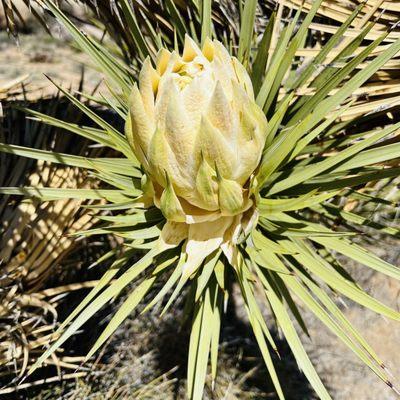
[148,128,170,186]
[217,174,244,216]
[141,174,155,199]
[197,116,236,179]
[232,57,254,99]
[207,81,235,141]
[160,174,186,222]
[126,83,154,154]
[195,156,219,211]
[139,57,159,117]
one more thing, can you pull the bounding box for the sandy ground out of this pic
[0,30,103,100]
[315,297,400,400]
[230,237,400,400]
[306,241,400,400]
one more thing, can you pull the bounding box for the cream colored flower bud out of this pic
[126,35,267,224]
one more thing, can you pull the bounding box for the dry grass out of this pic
[275,0,400,121]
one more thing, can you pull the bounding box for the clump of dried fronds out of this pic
[0,0,48,35]
[283,0,400,33]
[276,0,400,122]
[0,75,29,102]
[0,98,107,390]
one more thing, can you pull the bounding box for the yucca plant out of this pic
[1,1,400,398]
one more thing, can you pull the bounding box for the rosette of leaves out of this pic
[1,1,400,399]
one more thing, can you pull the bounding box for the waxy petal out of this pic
[207,81,236,141]
[217,176,244,216]
[139,57,159,117]
[213,40,235,74]
[159,221,188,249]
[182,217,233,278]
[182,34,203,62]
[164,82,196,181]
[160,175,186,222]
[232,57,254,100]
[148,128,192,193]
[156,49,172,75]
[196,116,236,179]
[202,37,214,61]
[182,71,214,132]
[126,84,154,168]
[195,156,219,211]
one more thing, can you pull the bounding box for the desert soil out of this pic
[0,30,103,100]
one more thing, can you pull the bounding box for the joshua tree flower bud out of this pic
[126,35,267,220]
[126,35,267,273]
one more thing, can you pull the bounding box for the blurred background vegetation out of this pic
[0,1,399,399]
